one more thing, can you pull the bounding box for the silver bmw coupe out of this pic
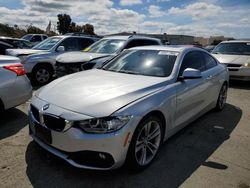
[29,46,229,170]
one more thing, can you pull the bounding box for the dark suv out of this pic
[55,35,162,77]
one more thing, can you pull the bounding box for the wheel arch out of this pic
[0,98,5,111]
[138,110,167,141]
[32,62,54,72]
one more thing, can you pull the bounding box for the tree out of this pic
[69,22,82,33]
[83,24,94,35]
[27,24,45,34]
[57,14,71,34]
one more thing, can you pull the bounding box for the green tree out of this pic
[83,24,94,35]
[69,22,82,33]
[57,14,72,34]
[27,24,45,34]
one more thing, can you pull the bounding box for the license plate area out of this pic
[34,124,52,144]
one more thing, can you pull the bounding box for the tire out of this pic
[215,83,228,111]
[32,64,53,85]
[126,115,163,171]
[0,99,5,116]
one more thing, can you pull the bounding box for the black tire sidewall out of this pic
[215,83,228,111]
[32,65,53,85]
[126,115,163,171]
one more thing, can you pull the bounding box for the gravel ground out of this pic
[0,80,249,188]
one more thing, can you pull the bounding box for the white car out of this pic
[0,55,32,112]
[29,46,228,170]
[212,40,250,81]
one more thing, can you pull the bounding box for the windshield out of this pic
[21,34,32,41]
[86,39,125,54]
[32,37,62,50]
[102,50,177,77]
[212,42,250,55]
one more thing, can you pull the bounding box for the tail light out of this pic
[3,64,26,76]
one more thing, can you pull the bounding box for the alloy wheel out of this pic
[135,121,161,166]
[35,68,50,84]
[219,85,227,109]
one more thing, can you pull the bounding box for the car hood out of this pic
[5,49,46,56]
[213,54,250,65]
[56,51,110,64]
[36,69,167,117]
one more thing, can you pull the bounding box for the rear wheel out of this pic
[126,115,163,170]
[215,83,228,111]
[32,64,53,85]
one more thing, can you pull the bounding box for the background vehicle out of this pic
[0,55,32,112]
[55,35,162,77]
[0,40,13,55]
[29,46,228,170]
[0,37,33,53]
[212,40,250,81]
[6,36,98,85]
[204,45,215,53]
[21,34,48,46]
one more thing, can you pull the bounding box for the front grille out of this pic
[43,114,66,132]
[30,105,39,122]
[55,61,83,77]
[30,105,66,132]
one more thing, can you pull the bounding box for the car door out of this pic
[77,38,95,50]
[174,51,210,127]
[58,37,79,52]
[202,51,221,104]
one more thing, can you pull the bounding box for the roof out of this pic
[103,35,160,41]
[221,40,250,43]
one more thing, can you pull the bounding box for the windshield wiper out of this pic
[117,70,140,75]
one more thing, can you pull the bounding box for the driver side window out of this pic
[179,51,206,76]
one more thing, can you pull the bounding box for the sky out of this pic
[0,0,249,38]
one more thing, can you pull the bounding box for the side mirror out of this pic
[179,68,202,80]
[57,46,65,52]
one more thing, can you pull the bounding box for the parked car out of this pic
[212,40,250,81]
[0,40,13,55]
[0,37,33,51]
[0,55,32,112]
[21,34,48,46]
[6,36,98,85]
[204,45,215,53]
[65,32,100,38]
[29,46,228,170]
[55,35,162,77]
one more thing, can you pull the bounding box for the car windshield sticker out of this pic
[158,51,179,56]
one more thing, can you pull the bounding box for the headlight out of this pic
[75,116,131,133]
[243,62,250,67]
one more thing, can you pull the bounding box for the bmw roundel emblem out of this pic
[43,104,50,111]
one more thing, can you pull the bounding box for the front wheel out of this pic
[32,65,53,85]
[126,115,163,170]
[215,83,228,111]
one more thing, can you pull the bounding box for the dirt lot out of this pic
[0,81,250,188]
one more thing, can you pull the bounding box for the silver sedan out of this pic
[28,46,229,170]
[0,55,32,112]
